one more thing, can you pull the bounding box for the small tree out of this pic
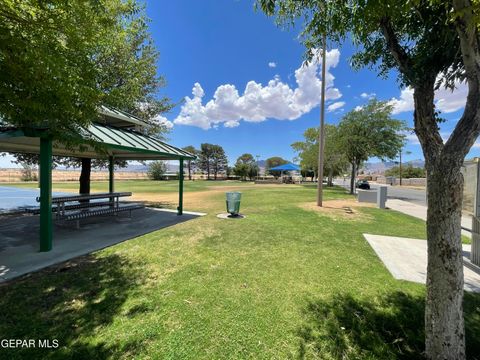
[20,163,38,182]
[234,153,258,180]
[266,157,288,178]
[336,100,405,194]
[147,161,167,181]
[292,124,347,185]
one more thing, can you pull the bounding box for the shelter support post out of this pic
[108,156,115,193]
[40,136,53,252]
[178,158,184,215]
[109,156,115,208]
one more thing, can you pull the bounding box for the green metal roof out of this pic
[0,123,195,160]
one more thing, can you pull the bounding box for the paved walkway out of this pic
[386,199,473,238]
[0,208,205,282]
[363,234,480,292]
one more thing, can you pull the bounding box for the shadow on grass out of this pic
[0,254,145,359]
[297,291,480,360]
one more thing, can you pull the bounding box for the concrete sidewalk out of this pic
[0,208,205,282]
[386,199,473,238]
[364,234,480,292]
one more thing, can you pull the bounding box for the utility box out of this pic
[357,189,377,203]
[377,186,387,209]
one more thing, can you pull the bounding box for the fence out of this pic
[0,168,148,183]
[375,175,426,187]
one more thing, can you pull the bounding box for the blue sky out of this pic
[0,0,474,168]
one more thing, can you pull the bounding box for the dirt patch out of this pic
[299,199,375,221]
[131,189,225,212]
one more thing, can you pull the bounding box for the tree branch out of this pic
[444,0,480,158]
[379,17,444,162]
[379,17,415,85]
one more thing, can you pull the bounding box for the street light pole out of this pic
[317,34,327,207]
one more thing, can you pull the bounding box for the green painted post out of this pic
[108,156,114,193]
[40,136,53,252]
[177,158,184,215]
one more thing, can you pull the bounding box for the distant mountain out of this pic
[362,159,425,174]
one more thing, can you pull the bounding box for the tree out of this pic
[147,161,167,180]
[258,1,478,357]
[211,145,228,180]
[266,157,288,177]
[1,1,173,194]
[199,144,214,180]
[336,100,405,194]
[182,146,198,180]
[198,143,228,180]
[234,153,259,180]
[292,124,348,185]
[0,1,138,142]
[385,165,426,179]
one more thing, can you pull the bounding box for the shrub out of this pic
[147,161,167,180]
[20,164,38,182]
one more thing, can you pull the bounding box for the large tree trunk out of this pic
[349,162,355,194]
[414,83,466,359]
[424,159,465,359]
[327,168,333,187]
[79,158,91,195]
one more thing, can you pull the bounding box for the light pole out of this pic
[317,34,327,207]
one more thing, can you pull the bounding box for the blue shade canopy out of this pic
[269,163,301,171]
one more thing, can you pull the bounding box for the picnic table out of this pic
[30,192,144,228]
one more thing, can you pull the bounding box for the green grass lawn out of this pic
[0,181,479,359]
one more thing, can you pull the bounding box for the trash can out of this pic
[226,192,242,216]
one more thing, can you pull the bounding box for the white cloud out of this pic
[153,114,174,129]
[390,80,468,115]
[224,120,240,128]
[268,62,276,68]
[354,105,363,111]
[174,49,342,129]
[405,133,420,145]
[360,92,376,99]
[390,88,415,115]
[327,101,346,112]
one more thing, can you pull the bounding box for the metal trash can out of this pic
[226,192,242,216]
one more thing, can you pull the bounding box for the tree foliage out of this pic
[337,99,405,193]
[291,124,348,185]
[182,146,198,180]
[0,0,173,192]
[265,156,288,177]
[147,161,167,181]
[385,165,426,179]
[0,0,172,144]
[198,143,228,180]
[233,153,259,180]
